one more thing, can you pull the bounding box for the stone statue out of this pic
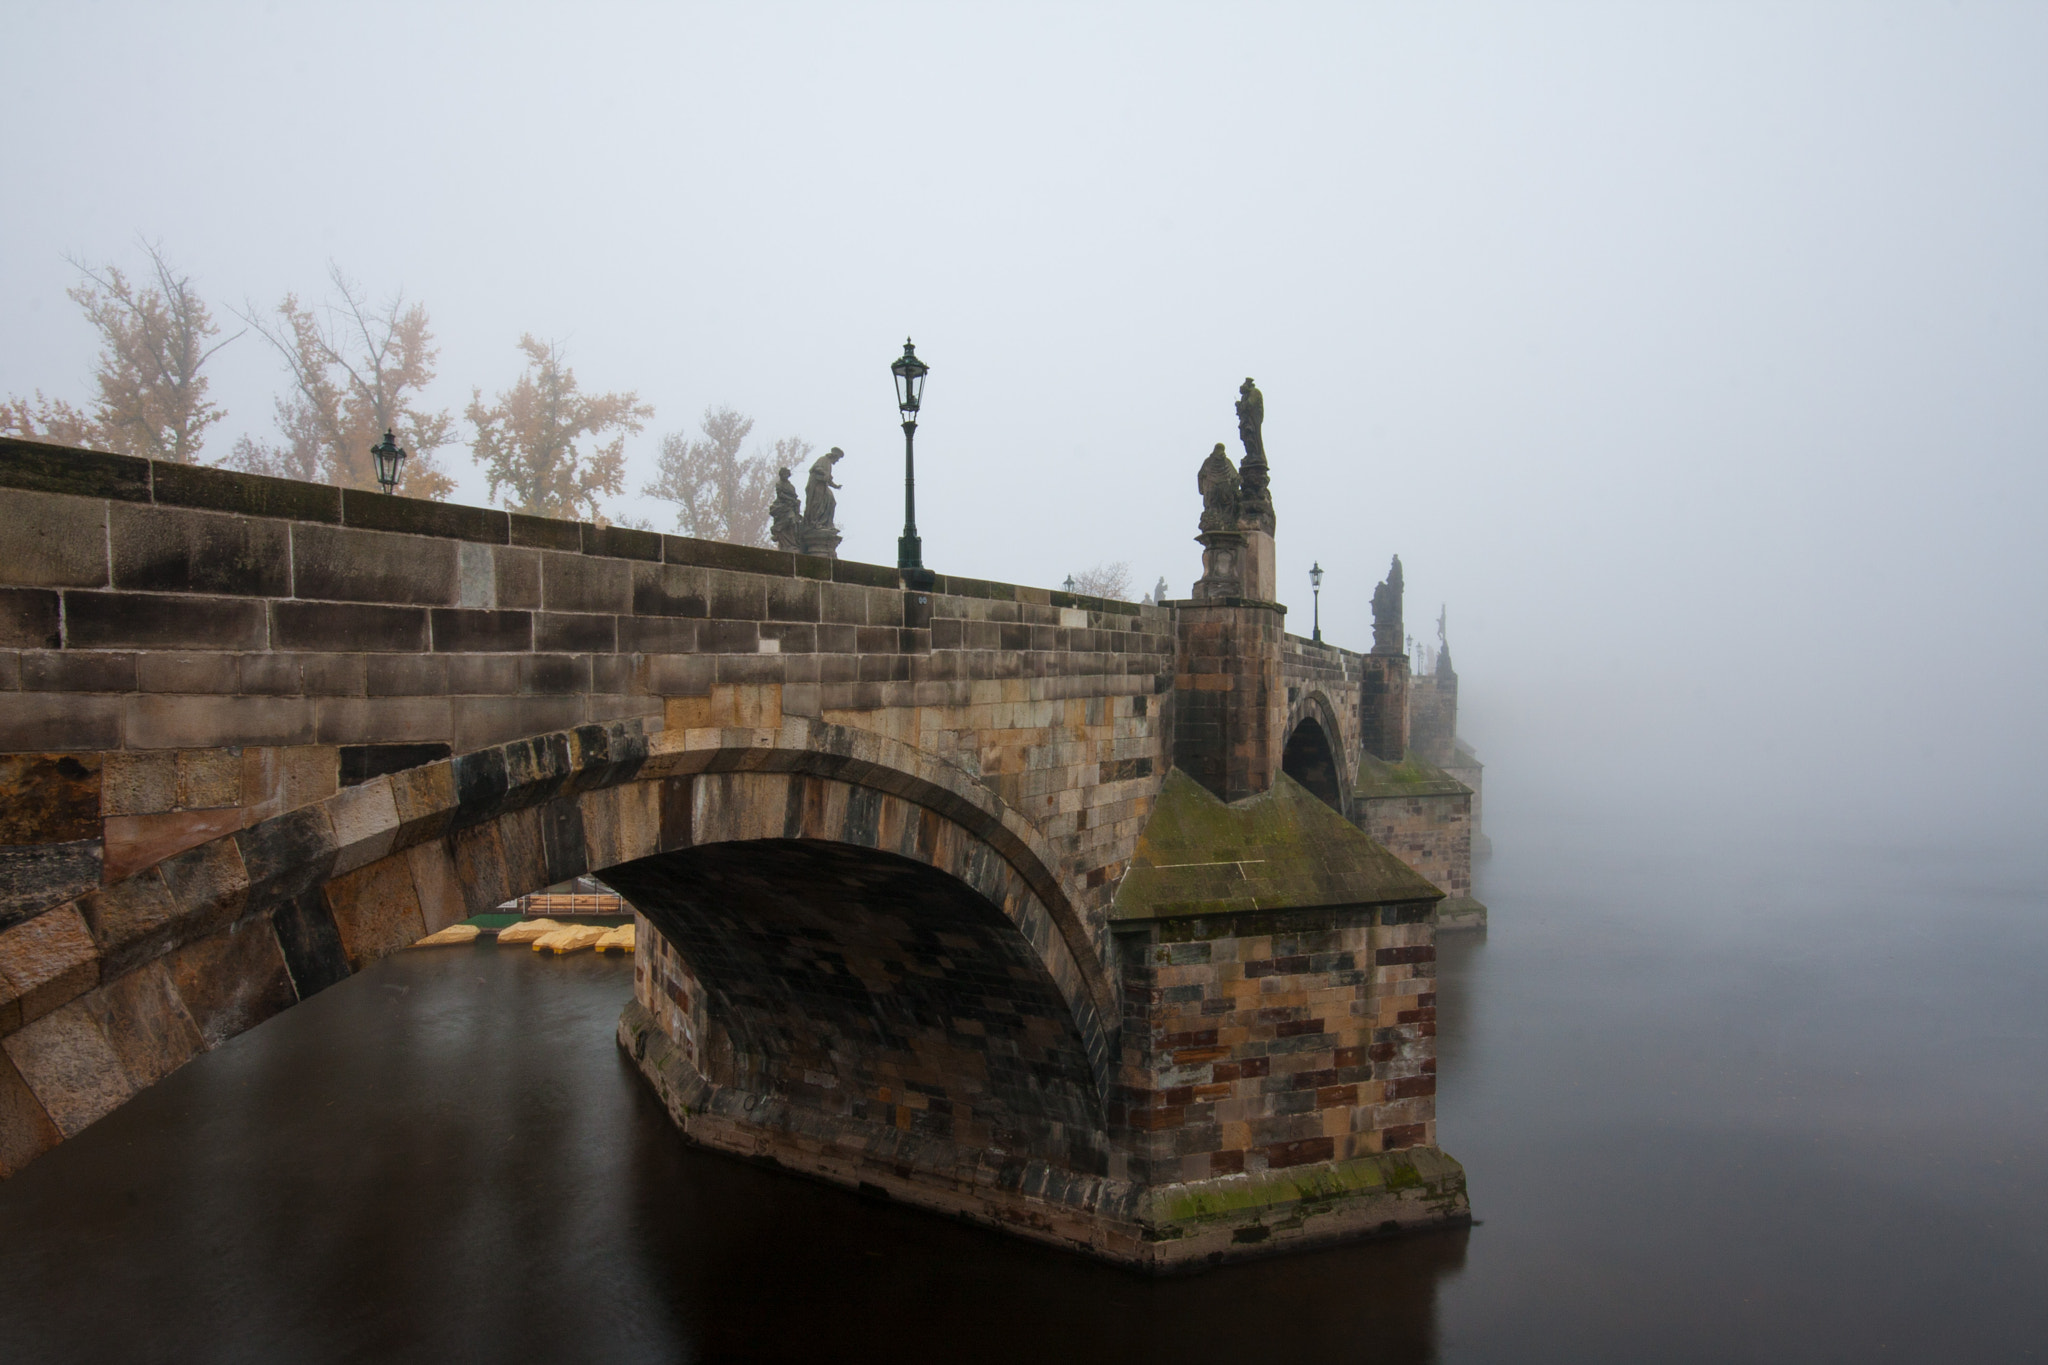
[1197,443,1241,532]
[1371,554,1404,655]
[803,448,843,530]
[800,447,846,558]
[769,466,803,551]
[1235,377,1274,532]
[1436,603,1454,677]
[1153,576,1170,606]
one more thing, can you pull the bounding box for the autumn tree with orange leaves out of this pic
[467,336,651,523]
[228,267,456,499]
[1,243,237,461]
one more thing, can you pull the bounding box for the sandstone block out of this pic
[405,841,468,933]
[0,904,100,1031]
[0,841,103,931]
[65,590,267,651]
[324,854,426,968]
[110,503,290,597]
[80,959,203,1090]
[0,753,101,844]
[269,600,427,653]
[0,488,108,588]
[127,695,315,749]
[164,914,296,1046]
[0,997,131,1136]
[101,808,248,884]
[430,608,531,653]
[541,552,629,614]
[0,1048,61,1176]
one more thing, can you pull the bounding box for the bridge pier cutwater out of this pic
[0,426,1482,1268]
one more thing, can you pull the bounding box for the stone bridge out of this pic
[0,431,1477,1269]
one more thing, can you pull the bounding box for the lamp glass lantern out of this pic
[371,429,407,495]
[891,339,928,420]
[1309,561,1324,641]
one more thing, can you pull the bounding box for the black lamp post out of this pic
[1064,574,1076,592]
[1310,561,1324,642]
[370,429,407,495]
[890,338,930,573]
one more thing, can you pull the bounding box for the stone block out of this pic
[134,650,237,693]
[291,522,459,606]
[536,611,617,652]
[445,653,522,694]
[81,960,203,1090]
[661,535,791,577]
[619,616,697,653]
[542,552,630,613]
[832,558,900,589]
[430,607,532,653]
[0,488,108,587]
[338,743,450,788]
[76,867,179,969]
[583,523,661,561]
[0,1048,61,1176]
[0,587,62,649]
[363,654,445,698]
[0,841,103,930]
[405,841,467,933]
[0,438,149,501]
[164,914,295,1045]
[700,619,760,653]
[509,513,582,552]
[494,545,541,608]
[270,887,352,998]
[521,654,587,695]
[645,654,714,696]
[270,600,428,652]
[340,488,507,544]
[102,808,248,883]
[128,695,316,749]
[236,805,338,908]
[156,837,250,932]
[102,751,176,816]
[65,590,266,650]
[328,777,400,874]
[0,753,101,844]
[456,541,494,608]
[312,696,452,746]
[765,576,820,622]
[0,904,100,1030]
[0,997,131,1136]
[450,695,584,752]
[109,503,291,596]
[240,745,339,821]
[389,762,458,846]
[630,562,709,618]
[151,459,341,523]
[323,854,426,968]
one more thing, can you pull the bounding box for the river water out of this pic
[2,827,2044,1363]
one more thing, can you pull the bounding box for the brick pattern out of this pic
[1358,653,1411,762]
[1358,796,1474,901]
[1409,670,1458,766]
[1113,904,1439,1184]
[1172,603,1286,803]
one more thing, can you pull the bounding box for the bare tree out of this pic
[468,335,651,523]
[643,405,802,548]
[227,267,455,498]
[1070,561,1134,599]
[1,243,237,461]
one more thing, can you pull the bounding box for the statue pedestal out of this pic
[799,526,841,559]
[1192,531,1246,600]
[1240,530,1275,602]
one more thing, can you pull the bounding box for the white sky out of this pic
[5,2,2044,845]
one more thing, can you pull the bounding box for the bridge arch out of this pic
[16,717,1118,1171]
[1281,690,1352,816]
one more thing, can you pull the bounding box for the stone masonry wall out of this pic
[1170,601,1285,804]
[1111,903,1439,1185]
[1356,794,1474,903]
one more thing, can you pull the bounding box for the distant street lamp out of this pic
[890,338,930,573]
[1310,561,1324,643]
[1064,574,1077,592]
[370,429,407,495]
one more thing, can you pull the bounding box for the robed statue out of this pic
[1197,443,1241,532]
[769,466,803,551]
[803,448,844,532]
[1235,377,1273,531]
[1371,554,1405,654]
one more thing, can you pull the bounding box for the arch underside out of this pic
[1281,713,1346,815]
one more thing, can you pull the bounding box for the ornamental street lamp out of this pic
[371,429,407,495]
[1310,561,1324,642]
[891,338,930,573]
[1064,575,1077,592]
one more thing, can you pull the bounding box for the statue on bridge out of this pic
[769,467,804,552]
[799,448,844,558]
[1196,443,1241,532]
[1372,554,1405,655]
[1235,378,1274,533]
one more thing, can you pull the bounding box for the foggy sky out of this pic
[4,3,2043,849]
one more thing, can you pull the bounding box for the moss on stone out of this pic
[1138,1147,1468,1229]
[1353,750,1472,799]
[1111,769,1440,921]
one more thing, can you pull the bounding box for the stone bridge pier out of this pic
[0,429,1473,1269]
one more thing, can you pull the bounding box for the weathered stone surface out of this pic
[102,808,248,884]
[64,590,268,651]
[0,841,103,931]
[270,888,351,999]
[323,854,426,968]
[81,960,203,1091]
[0,1048,61,1176]
[163,915,294,1046]
[0,997,131,1136]
[270,600,427,653]
[151,459,341,523]
[0,904,100,1032]
[405,841,467,933]
[109,503,291,597]
[0,437,149,501]
[0,488,108,587]
[0,587,62,649]
[0,754,101,845]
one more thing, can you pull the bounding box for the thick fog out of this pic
[4,3,2042,852]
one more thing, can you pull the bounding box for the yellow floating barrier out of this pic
[595,923,635,955]
[532,925,608,955]
[496,918,566,946]
[413,923,481,947]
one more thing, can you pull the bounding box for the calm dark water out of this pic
[1,830,2044,1364]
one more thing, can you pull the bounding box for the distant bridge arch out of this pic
[1282,689,1352,817]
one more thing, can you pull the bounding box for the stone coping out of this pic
[1353,751,1473,800]
[0,437,1148,616]
[1110,769,1441,921]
